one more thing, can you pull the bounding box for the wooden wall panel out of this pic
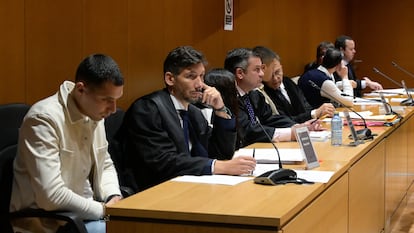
[0,0,25,103]
[25,0,83,104]
[83,0,129,108]
[0,0,375,110]
[349,0,414,89]
[127,1,165,105]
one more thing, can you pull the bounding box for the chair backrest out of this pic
[0,145,17,215]
[0,103,30,150]
[104,108,125,174]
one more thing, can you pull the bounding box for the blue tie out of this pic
[243,94,256,125]
[179,110,190,151]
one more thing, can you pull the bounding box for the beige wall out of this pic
[1,0,413,109]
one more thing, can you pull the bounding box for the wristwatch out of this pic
[214,106,232,118]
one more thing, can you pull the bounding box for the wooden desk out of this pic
[107,104,414,233]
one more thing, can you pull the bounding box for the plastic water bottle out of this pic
[331,111,342,146]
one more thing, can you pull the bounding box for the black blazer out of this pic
[334,63,362,97]
[237,90,296,148]
[263,77,314,123]
[120,89,237,191]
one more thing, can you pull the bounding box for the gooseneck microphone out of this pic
[373,67,401,87]
[254,117,283,169]
[308,80,372,140]
[253,117,301,185]
[392,61,414,79]
[372,67,414,106]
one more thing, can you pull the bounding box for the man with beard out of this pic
[119,46,256,192]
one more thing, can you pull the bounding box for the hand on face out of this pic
[337,64,349,80]
[198,83,225,110]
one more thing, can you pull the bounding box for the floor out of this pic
[391,192,414,233]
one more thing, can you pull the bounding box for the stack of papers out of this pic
[309,131,330,142]
[339,110,397,122]
[234,148,304,164]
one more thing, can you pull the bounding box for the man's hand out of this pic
[363,77,383,90]
[315,103,335,118]
[106,195,122,206]
[214,156,256,175]
[337,65,349,80]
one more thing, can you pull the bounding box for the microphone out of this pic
[392,61,414,79]
[373,67,414,106]
[308,80,372,140]
[253,117,300,185]
[372,67,401,87]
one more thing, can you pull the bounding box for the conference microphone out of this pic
[372,67,402,87]
[392,61,414,79]
[253,117,302,185]
[373,67,414,106]
[308,80,372,140]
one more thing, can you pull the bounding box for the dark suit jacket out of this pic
[120,89,237,191]
[263,77,314,123]
[237,90,296,148]
[334,63,362,97]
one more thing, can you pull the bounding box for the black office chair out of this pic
[105,108,136,196]
[0,103,87,233]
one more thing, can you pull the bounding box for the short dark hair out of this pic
[335,35,353,50]
[75,54,124,88]
[316,41,334,60]
[322,48,343,69]
[224,48,256,74]
[163,46,207,76]
[252,46,280,65]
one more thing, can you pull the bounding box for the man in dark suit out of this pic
[253,46,335,123]
[334,35,383,97]
[224,48,323,148]
[119,46,256,192]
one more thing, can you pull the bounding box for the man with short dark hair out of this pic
[334,35,383,97]
[299,48,354,108]
[11,54,124,233]
[120,46,256,192]
[224,48,322,148]
[253,46,335,123]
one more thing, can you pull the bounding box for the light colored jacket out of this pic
[10,81,121,231]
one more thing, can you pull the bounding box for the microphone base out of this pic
[400,98,414,106]
[254,168,297,185]
[356,128,373,140]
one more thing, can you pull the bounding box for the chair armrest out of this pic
[120,185,135,198]
[9,209,87,233]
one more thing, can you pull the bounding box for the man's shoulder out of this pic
[27,94,62,118]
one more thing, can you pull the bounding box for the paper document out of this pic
[172,175,252,185]
[234,148,304,164]
[295,170,335,183]
[309,131,330,142]
[339,111,372,119]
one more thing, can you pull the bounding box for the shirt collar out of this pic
[59,81,93,124]
[317,65,331,77]
[170,94,186,111]
[236,85,248,97]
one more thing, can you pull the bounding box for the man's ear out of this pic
[74,81,86,94]
[235,67,244,80]
[165,72,175,86]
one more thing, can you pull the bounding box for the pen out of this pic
[311,114,328,124]
[252,148,255,158]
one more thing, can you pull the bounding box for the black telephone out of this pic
[254,169,314,185]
